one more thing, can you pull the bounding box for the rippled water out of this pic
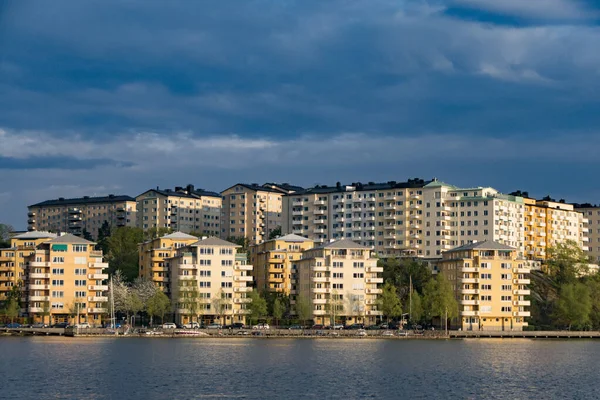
[1,337,599,399]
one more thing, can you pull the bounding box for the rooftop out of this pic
[447,240,515,252]
[290,178,432,195]
[269,234,313,243]
[322,238,371,250]
[161,232,198,240]
[12,231,57,240]
[139,185,221,200]
[190,236,241,247]
[29,194,135,208]
[47,233,95,245]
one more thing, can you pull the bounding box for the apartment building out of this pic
[136,185,222,235]
[169,237,253,325]
[25,234,109,326]
[295,239,383,326]
[439,241,531,331]
[221,183,302,244]
[249,234,315,295]
[0,231,57,305]
[282,179,589,261]
[28,195,137,239]
[521,198,589,260]
[575,204,599,263]
[138,232,199,294]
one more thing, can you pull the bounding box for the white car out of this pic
[75,322,90,329]
[162,323,177,329]
[252,323,270,330]
[184,322,200,329]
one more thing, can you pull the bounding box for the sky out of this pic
[1,0,600,229]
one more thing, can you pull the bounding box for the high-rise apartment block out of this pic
[138,232,200,294]
[295,239,383,326]
[27,195,137,239]
[25,234,109,325]
[575,204,599,263]
[282,179,589,261]
[249,234,315,295]
[136,185,222,235]
[439,241,531,331]
[169,237,253,325]
[221,183,302,244]
[0,231,57,305]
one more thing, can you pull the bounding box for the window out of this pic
[75,291,86,298]
[353,262,364,268]
[73,245,88,252]
[481,274,492,280]
[74,269,87,275]
[332,283,343,289]
[199,260,211,266]
[353,273,364,278]
[52,268,64,275]
[501,274,512,280]
[199,248,214,255]
[220,248,233,255]
[199,282,211,288]
[75,280,87,286]
[221,260,233,266]
[52,256,64,264]
[501,296,512,302]
[332,261,343,268]
[221,282,233,288]
[199,271,211,277]
[333,273,344,278]
[501,285,512,291]
[51,291,64,298]
[52,280,64,286]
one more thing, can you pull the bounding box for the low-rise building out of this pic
[439,241,531,332]
[138,232,199,294]
[575,204,599,263]
[169,237,253,325]
[295,239,383,326]
[0,231,57,305]
[249,234,315,295]
[28,195,137,239]
[25,234,109,326]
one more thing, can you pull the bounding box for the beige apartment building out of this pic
[439,241,531,331]
[169,237,253,325]
[136,185,222,235]
[28,195,137,239]
[221,183,302,244]
[575,204,599,263]
[282,179,589,261]
[249,234,315,295]
[0,231,57,306]
[25,234,109,326]
[138,231,199,294]
[295,239,383,326]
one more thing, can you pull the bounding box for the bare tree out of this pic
[211,289,230,325]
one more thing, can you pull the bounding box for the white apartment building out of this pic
[136,185,222,235]
[168,237,253,325]
[575,204,598,263]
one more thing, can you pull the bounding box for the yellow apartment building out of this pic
[169,237,253,325]
[249,234,315,295]
[576,204,599,263]
[0,231,57,306]
[523,198,589,260]
[138,231,199,294]
[28,195,137,239]
[25,234,109,326]
[136,185,222,235]
[439,241,531,331]
[295,239,383,326]
[221,183,302,245]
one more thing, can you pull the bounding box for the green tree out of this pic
[181,286,200,324]
[96,221,112,254]
[105,227,144,281]
[410,291,423,324]
[226,236,250,253]
[553,282,592,330]
[0,223,14,248]
[247,290,267,324]
[82,229,93,241]
[423,273,459,330]
[4,298,19,323]
[272,298,284,327]
[41,301,51,326]
[327,290,344,325]
[381,257,432,304]
[144,227,173,241]
[377,282,403,323]
[126,292,144,326]
[546,240,590,285]
[585,278,600,330]
[268,227,282,240]
[295,294,312,327]
[146,291,171,326]
[211,289,230,325]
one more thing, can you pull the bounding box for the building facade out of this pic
[169,237,253,325]
[28,195,137,239]
[249,234,315,295]
[439,241,531,331]
[0,231,57,306]
[282,179,589,261]
[575,204,599,263]
[294,239,383,326]
[25,234,109,326]
[221,183,300,244]
[138,232,199,294]
[136,185,222,235]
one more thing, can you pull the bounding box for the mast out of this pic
[110,276,115,329]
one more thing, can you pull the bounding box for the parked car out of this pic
[356,329,367,337]
[237,330,249,336]
[207,323,222,329]
[52,322,69,328]
[379,323,389,329]
[183,322,200,329]
[396,331,409,337]
[366,325,381,330]
[5,322,22,328]
[31,323,48,328]
[346,323,364,330]
[74,323,90,328]
[231,322,245,329]
[288,325,303,330]
[331,323,344,330]
[382,330,394,337]
[311,324,324,330]
[252,323,270,330]
[162,322,177,329]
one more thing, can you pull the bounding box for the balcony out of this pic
[88,308,107,313]
[513,279,530,285]
[177,275,197,281]
[462,289,479,295]
[514,289,530,295]
[313,219,326,225]
[68,208,82,214]
[29,284,49,290]
[234,276,253,282]
[313,209,326,215]
[313,276,329,283]
[292,210,304,216]
[385,195,396,201]
[313,310,327,316]
[313,228,325,234]
[513,311,531,317]
[366,288,382,294]
[460,300,479,305]
[28,307,44,313]
[233,298,252,304]
[29,295,49,301]
[460,278,479,284]
[89,296,109,302]
[313,265,329,272]
[233,287,252,293]
[514,300,531,306]
[367,310,383,316]
[384,214,396,220]
[462,310,479,316]
[460,267,478,273]
[366,277,383,284]
[384,234,396,240]
[366,266,383,273]
[88,273,109,280]
[314,200,327,206]
[29,273,50,279]
[292,200,305,206]
[313,288,330,294]
[89,285,108,291]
